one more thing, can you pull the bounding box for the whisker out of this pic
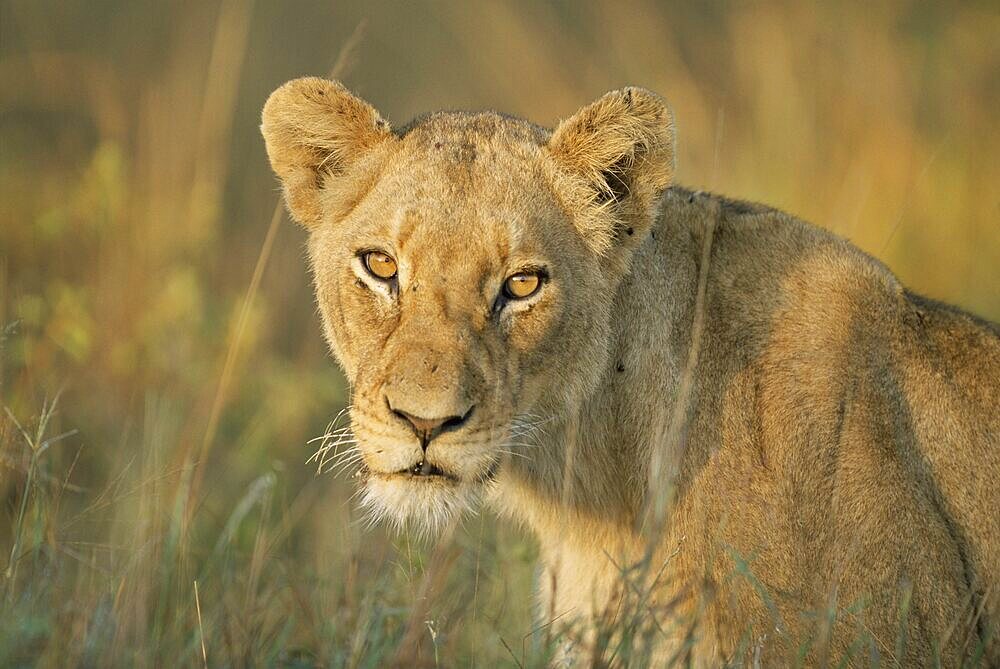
[309,436,359,474]
[496,449,529,461]
[504,442,541,451]
[330,459,364,478]
[328,449,362,465]
[306,428,353,444]
[328,447,360,461]
[323,446,361,468]
[308,437,357,467]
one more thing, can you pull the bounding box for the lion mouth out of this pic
[363,455,501,486]
[390,459,458,482]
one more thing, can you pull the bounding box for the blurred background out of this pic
[1,1,997,665]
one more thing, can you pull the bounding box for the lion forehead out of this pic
[396,110,550,147]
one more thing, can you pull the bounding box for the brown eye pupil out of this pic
[505,273,541,299]
[364,252,397,280]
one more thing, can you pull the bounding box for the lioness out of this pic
[261,78,999,665]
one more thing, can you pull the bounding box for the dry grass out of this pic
[1,1,997,665]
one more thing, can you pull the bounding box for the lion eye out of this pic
[503,272,542,299]
[363,251,398,280]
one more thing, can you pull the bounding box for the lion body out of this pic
[494,187,1000,664]
[261,78,999,665]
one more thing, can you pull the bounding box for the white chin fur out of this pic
[359,475,481,537]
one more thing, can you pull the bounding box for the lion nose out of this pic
[388,402,474,448]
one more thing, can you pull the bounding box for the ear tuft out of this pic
[548,87,675,210]
[260,78,393,226]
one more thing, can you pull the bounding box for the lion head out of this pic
[261,78,674,533]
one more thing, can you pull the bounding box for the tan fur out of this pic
[262,78,1000,665]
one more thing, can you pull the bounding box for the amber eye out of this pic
[503,272,542,300]
[363,251,397,280]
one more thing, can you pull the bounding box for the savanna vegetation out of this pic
[2,1,997,666]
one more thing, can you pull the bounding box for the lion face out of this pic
[309,133,613,532]
[262,79,674,532]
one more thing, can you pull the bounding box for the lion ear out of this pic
[261,77,394,226]
[547,88,675,250]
